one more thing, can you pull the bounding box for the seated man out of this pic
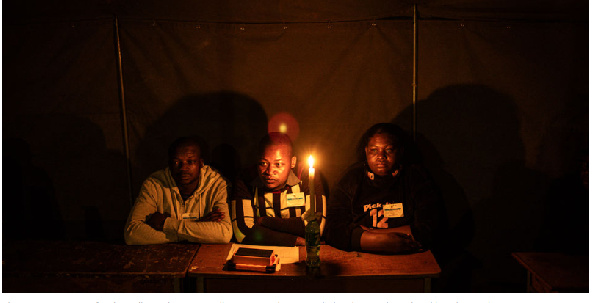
[124,136,232,245]
[324,123,440,254]
[232,132,326,247]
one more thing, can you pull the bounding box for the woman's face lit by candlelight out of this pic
[365,133,399,177]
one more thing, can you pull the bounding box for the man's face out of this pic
[365,133,399,177]
[258,144,296,191]
[169,144,203,188]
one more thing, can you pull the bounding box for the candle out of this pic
[305,155,320,268]
[308,155,316,215]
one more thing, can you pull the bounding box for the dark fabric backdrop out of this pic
[2,0,588,292]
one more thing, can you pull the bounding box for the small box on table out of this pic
[225,247,279,273]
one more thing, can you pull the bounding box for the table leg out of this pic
[424,278,432,293]
[196,277,206,293]
[173,277,182,293]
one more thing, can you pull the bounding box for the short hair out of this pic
[168,136,204,159]
[356,123,419,165]
[258,132,294,156]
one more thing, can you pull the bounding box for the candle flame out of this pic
[308,155,314,168]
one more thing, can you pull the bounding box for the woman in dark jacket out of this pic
[323,123,440,254]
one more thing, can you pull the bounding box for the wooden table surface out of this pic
[188,243,440,292]
[2,241,441,292]
[2,240,200,292]
[512,252,589,293]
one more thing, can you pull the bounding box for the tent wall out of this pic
[4,19,131,241]
[3,1,588,292]
[119,19,414,195]
[412,20,588,291]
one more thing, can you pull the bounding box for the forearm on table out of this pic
[359,231,393,252]
[125,188,174,244]
[124,220,175,245]
[358,229,422,254]
[164,217,232,243]
[175,185,232,243]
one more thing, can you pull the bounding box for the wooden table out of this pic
[2,240,200,292]
[512,252,589,292]
[187,243,441,292]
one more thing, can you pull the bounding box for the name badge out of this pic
[182,213,198,220]
[286,192,306,207]
[383,203,404,218]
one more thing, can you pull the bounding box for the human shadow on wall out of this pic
[535,151,588,255]
[2,115,131,243]
[412,132,478,292]
[393,84,548,292]
[132,91,268,197]
[535,93,588,255]
[3,138,65,242]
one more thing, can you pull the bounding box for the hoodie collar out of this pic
[166,166,212,198]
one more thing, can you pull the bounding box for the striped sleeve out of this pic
[232,178,255,243]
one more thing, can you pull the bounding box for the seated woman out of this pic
[232,132,326,247]
[324,123,439,254]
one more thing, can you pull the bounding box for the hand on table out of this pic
[360,230,422,254]
[385,232,422,253]
[147,212,170,231]
[199,207,225,222]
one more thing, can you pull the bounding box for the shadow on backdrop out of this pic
[393,84,549,292]
[132,90,268,201]
[534,151,588,255]
[535,92,589,255]
[3,115,130,243]
[3,138,65,242]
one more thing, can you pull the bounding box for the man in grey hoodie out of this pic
[124,136,232,245]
